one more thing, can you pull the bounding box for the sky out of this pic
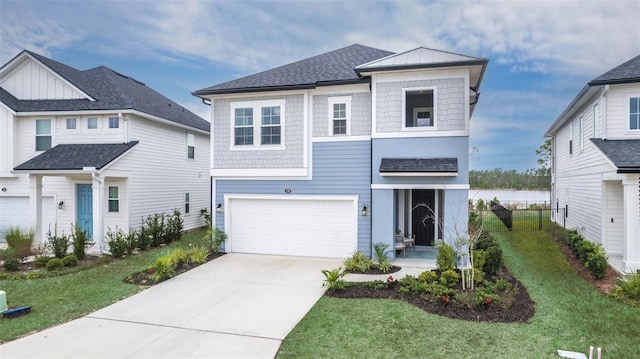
[1,0,639,171]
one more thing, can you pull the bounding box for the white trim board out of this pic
[371,183,469,190]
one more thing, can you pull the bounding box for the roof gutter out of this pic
[192,78,371,98]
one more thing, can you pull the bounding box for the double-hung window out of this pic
[328,96,351,136]
[231,99,285,148]
[66,118,77,130]
[403,87,436,129]
[35,119,52,151]
[630,96,640,130]
[261,106,281,145]
[108,186,119,212]
[87,117,98,129]
[187,133,195,159]
[184,193,190,214]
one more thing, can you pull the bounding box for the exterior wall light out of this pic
[58,201,64,209]
[216,203,223,213]
[362,206,368,216]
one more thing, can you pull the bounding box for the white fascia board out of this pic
[12,169,92,176]
[211,167,309,178]
[0,101,16,114]
[371,183,470,190]
[313,135,371,143]
[372,68,467,83]
[591,142,620,171]
[380,172,458,177]
[23,53,96,101]
[372,130,469,138]
[98,145,138,172]
[225,193,359,202]
[204,89,307,101]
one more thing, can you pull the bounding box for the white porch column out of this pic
[92,174,106,253]
[29,175,43,244]
[622,176,640,273]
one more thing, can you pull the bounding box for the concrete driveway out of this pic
[0,253,342,359]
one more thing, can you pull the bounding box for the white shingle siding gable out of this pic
[375,78,466,133]
[212,95,305,169]
[605,84,640,138]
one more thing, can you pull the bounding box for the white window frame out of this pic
[229,99,286,150]
[593,102,599,138]
[578,115,584,150]
[184,192,190,214]
[35,119,52,152]
[87,117,99,130]
[187,133,195,159]
[328,96,351,136]
[108,186,119,213]
[66,118,77,130]
[108,116,120,129]
[627,94,640,132]
[402,86,437,131]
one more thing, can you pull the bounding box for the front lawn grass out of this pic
[0,228,208,343]
[278,230,640,358]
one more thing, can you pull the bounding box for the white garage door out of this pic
[0,196,55,241]
[228,196,358,258]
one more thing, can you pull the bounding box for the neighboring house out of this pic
[0,50,211,253]
[193,44,487,258]
[545,54,640,273]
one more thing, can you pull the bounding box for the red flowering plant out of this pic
[148,268,155,274]
[442,295,450,305]
[483,297,492,309]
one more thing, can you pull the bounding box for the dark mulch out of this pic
[346,266,401,275]
[327,268,535,323]
[0,255,103,273]
[123,252,225,286]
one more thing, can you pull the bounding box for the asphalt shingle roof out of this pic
[193,44,394,96]
[1,51,209,132]
[588,54,640,86]
[14,142,139,171]
[379,158,458,173]
[591,139,640,173]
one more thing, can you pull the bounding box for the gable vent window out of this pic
[187,133,195,159]
[88,117,98,129]
[35,119,52,151]
[108,117,119,129]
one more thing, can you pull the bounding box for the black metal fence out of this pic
[476,202,566,232]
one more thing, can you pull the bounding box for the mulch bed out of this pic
[0,255,103,273]
[123,252,225,286]
[327,268,535,323]
[346,266,401,275]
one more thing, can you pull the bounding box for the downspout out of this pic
[602,85,609,140]
[91,172,106,254]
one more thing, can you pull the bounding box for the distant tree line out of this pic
[470,168,550,190]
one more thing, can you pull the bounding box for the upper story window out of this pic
[261,106,281,145]
[231,99,285,149]
[108,186,119,212]
[328,96,351,136]
[108,117,119,129]
[66,118,76,130]
[593,103,600,138]
[187,133,195,159]
[35,119,52,151]
[403,87,436,129]
[630,96,640,130]
[87,117,98,129]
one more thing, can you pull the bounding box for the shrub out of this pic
[418,270,438,284]
[150,255,177,282]
[165,209,184,242]
[188,247,210,264]
[372,242,393,273]
[585,246,608,279]
[212,227,227,253]
[472,250,487,284]
[106,227,128,258]
[46,257,64,271]
[0,247,17,261]
[439,269,460,288]
[483,245,504,275]
[321,267,346,291]
[137,221,151,251]
[62,254,78,267]
[437,244,456,271]
[47,227,70,258]
[576,240,597,262]
[71,224,90,260]
[609,272,640,306]
[35,256,52,268]
[344,251,373,272]
[146,213,166,247]
[5,227,34,259]
[169,248,189,266]
[3,258,21,271]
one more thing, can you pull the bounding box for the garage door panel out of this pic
[229,197,357,258]
[0,196,55,241]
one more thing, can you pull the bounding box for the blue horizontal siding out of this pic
[215,140,372,254]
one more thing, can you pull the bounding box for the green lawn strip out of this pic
[278,230,640,359]
[0,229,208,343]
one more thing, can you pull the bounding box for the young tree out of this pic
[536,138,552,177]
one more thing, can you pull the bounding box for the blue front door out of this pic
[77,184,93,239]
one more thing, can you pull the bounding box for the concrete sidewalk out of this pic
[0,254,342,359]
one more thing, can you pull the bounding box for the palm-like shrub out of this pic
[321,267,347,290]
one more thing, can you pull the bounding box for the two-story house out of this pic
[0,50,211,253]
[545,54,640,273]
[193,44,487,259]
